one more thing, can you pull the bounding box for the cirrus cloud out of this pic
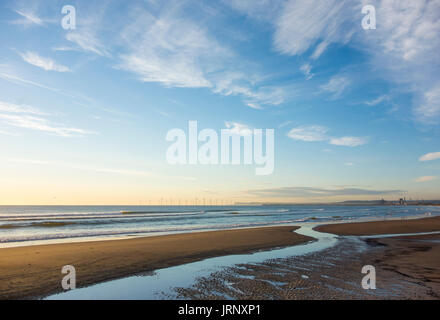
[18,51,71,72]
[419,152,440,162]
[329,136,368,147]
[287,125,367,147]
[287,125,328,142]
[414,176,437,183]
[0,100,93,137]
[246,186,404,198]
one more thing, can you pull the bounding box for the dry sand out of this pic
[0,226,312,300]
[314,216,440,236]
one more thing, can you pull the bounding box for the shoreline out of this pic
[174,233,440,299]
[2,214,434,249]
[314,215,440,236]
[2,215,440,300]
[172,217,440,299]
[0,226,312,300]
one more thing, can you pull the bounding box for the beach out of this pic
[172,216,440,299]
[2,215,440,300]
[314,215,440,235]
[0,226,311,300]
[173,233,440,299]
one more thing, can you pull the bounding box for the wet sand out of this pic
[371,233,440,296]
[172,216,440,299]
[0,226,312,300]
[314,216,440,236]
[173,235,440,299]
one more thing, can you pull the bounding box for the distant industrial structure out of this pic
[256,198,440,206]
[399,198,407,206]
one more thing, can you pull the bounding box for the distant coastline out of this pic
[237,200,440,206]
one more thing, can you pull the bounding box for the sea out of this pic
[1,205,439,247]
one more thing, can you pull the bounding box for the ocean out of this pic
[1,205,439,247]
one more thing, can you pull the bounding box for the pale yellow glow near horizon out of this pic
[1,158,438,205]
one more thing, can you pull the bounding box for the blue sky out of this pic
[0,0,439,204]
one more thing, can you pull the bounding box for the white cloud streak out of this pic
[117,8,220,88]
[224,121,253,136]
[0,101,93,137]
[415,86,440,124]
[321,75,351,99]
[261,0,440,124]
[419,152,440,162]
[300,63,314,80]
[19,52,71,72]
[0,70,59,92]
[329,136,368,147]
[12,9,44,26]
[66,32,110,57]
[0,114,93,137]
[246,186,404,198]
[287,125,328,142]
[9,158,196,181]
[414,176,437,183]
[364,95,390,106]
[274,0,357,57]
[288,125,367,147]
[116,5,288,108]
[0,101,47,115]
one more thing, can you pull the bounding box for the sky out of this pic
[0,0,439,205]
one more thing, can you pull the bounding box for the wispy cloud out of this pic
[117,7,220,88]
[223,0,283,21]
[414,86,440,124]
[360,0,440,124]
[321,75,351,99]
[414,176,437,183]
[224,121,253,136]
[0,101,93,137]
[364,95,390,106]
[0,67,130,120]
[300,63,314,80]
[66,32,110,57]
[270,0,439,74]
[246,186,404,198]
[18,51,71,72]
[329,136,368,147]
[12,9,44,26]
[273,0,357,58]
[278,120,292,128]
[287,125,328,142]
[288,125,367,147]
[10,158,196,181]
[0,101,47,115]
[0,113,93,137]
[116,4,288,108]
[310,40,329,60]
[58,2,111,57]
[419,152,440,162]
[211,72,289,108]
[368,0,440,63]
[13,158,155,177]
[0,69,59,92]
[264,0,440,124]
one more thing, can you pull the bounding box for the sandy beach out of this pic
[2,216,440,300]
[174,217,440,299]
[314,216,440,236]
[0,226,311,300]
[174,233,440,299]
